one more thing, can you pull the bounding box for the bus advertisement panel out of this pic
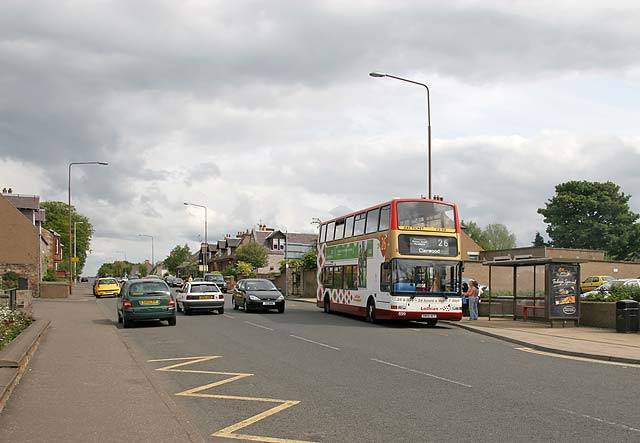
[316,198,463,325]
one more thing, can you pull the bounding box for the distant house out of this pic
[41,227,63,274]
[250,225,316,276]
[209,232,250,272]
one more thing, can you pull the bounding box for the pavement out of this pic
[289,297,640,365]
[0,285,204,443]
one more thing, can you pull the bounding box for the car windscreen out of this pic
[205,275,225,282]
[100,279,117,285]
[189,284,219,293]
[129,282,170,297]
[246,281,277,291]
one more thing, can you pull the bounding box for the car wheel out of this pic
[365,299,376,324]
[277,305,285,314]
[122,316,132,328]
[243,299,250,312]
[168,316,176,326]
[233,298,239,310]
[117,311,122,323]
[176,301,182,313]
[183,305,190,315]
[218,307,224,315]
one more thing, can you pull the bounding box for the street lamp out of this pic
[68,161,109,293]
[184,202,208,278]
[138,234,154,273]
[369,71,432,198]
[73,221,85,282]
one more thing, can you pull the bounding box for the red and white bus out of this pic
[316,198,463,325]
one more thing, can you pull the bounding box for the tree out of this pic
[532,232,547,247]
[462,220,516,250]
[235,261,254,277]
[163,244,192,274]
[40,201,93,275]
[234,242,268,270]
[301,249,318,271]
[461,220,485,247]
[538,181,640,260]
[482,224,517,250]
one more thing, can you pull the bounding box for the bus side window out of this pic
[333,266,344,289]
[344,216,354,238]
[365,208,380,234]
[323,267,333,288]
[320,224,327,243]
[326,222,335,242]
[353,213,366,236]
[380,262,391,292]
[378,205,390,231]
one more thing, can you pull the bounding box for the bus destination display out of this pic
[398,235,458,257]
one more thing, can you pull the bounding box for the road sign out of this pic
[71,257,80,263]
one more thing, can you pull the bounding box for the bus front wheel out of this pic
[366,299,376,324]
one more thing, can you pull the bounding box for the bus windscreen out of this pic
[391,259,460,295]
[396,201,456,231]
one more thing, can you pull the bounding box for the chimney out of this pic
[8,188,12,194]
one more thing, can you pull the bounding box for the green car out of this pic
[117,278,176,328]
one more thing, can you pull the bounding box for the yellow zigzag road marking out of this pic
[148,356,315,443]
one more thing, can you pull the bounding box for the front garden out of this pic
[0,306,33,351]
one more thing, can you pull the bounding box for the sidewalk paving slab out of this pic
[0,286,204,443]
[445,318,640,365]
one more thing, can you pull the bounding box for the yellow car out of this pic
[94,277,121,298]
[580,275,613,293]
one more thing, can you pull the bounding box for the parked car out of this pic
[116,278,176,328]
[204,273,227,292]
[80,276,89,282]
[232,279,285,313]
[581,279,640,298]
[176,281,224,315]
[94,277,121,298]
[580,275,613,293]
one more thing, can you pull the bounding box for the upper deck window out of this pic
[334,219,345,240]
[344,216,354,238]
[396,201,456,231]
[353,213,366,236]
[378,205,390,231]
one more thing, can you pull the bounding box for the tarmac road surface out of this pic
[94,293,640,443]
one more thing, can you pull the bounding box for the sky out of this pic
[2,0,640,275]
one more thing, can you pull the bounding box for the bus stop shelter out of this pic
[483,257,585,326]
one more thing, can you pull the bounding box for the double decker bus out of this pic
[316,198,463,325]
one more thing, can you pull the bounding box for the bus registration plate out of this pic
[421,313,437,319]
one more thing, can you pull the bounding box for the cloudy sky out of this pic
[2,0,640,275]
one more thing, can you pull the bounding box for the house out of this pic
[0,193,41,294]
[209,232,250,272]
[41,227,63,274]
[250,225,316,276]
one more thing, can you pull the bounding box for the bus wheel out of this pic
[323,296,331,313]
[425,319,438,327]
[366,299,376,324]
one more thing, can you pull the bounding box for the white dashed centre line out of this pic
[244,321,274,331]
[371,358,472,388]
[558,408,640,434]
[222,314,235,319]
[290,335,341,351]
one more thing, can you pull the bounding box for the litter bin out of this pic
[615,299,639,333]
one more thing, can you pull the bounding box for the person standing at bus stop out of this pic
[467,280,479,320]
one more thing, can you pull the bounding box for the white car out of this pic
[176,281,224,315]
[581,279,640,298]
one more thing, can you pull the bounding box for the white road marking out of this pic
[371,358,472,388]
[223,314,236,319]
[558,408,640,434]
[515,347,640,368]
[289,335,341,351]
[244,321,274,331]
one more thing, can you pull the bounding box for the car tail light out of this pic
[123,299,132,310]
[168,298,175,307]
[187,295,194,300]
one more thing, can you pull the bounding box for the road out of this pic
[95,292,640,443]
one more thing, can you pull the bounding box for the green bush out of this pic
[583,285,640,302]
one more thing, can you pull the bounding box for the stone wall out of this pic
[580,302,616,329]
[39,282,69,299]
[1,263,39,297]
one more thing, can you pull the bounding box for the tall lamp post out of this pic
[138,234,154,275]
[184,202,208,278]
[369,72,432,198]
[68,161,109,293]
[73,221,85,282]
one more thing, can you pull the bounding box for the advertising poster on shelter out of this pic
[547,264,579,319]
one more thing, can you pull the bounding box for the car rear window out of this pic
[129,282,170,296]
[100,279,117,285]
[189,284,219,293]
